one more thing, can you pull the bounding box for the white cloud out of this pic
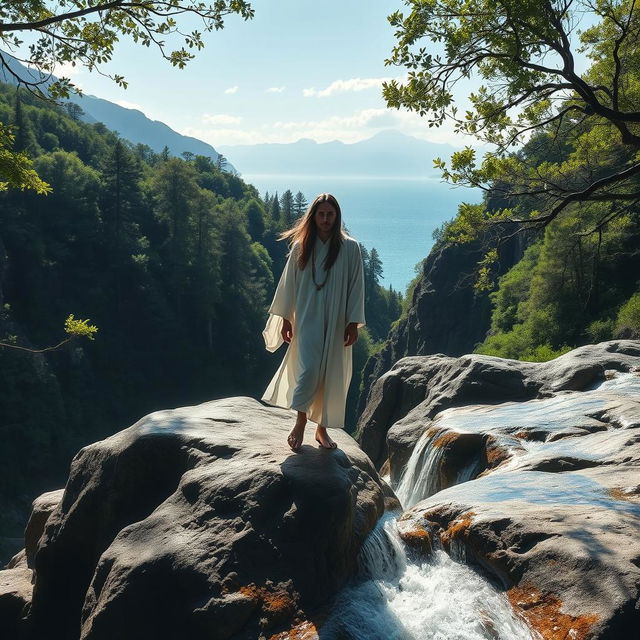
[53,61,82,78]
[303,77,397,98]
[224,86,239,94]
[180,127,261,146]
[266,86,285,93]
[202,113,242,125]
[116,100,144,112]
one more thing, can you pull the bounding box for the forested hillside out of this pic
[472,129,640,359]
[0,84,400,550]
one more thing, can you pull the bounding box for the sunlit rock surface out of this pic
[0,488,63,637]
[25,397,388,640]
[356,340,640,470]
[0,566,31,638]
[24,489,63,568]
[380,343,640,639]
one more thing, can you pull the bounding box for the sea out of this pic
[243,174,481,294]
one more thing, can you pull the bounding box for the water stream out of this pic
[323,424,536,640]
[323,511,535,639]
[324,372,639,638]
[394,429,480,510]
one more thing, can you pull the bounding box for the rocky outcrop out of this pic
[22,397,388,640]
[0,489,63,637]
[24,490,63,569]
[0,567,31,639]
[374,342,640,639]
[356,340,640,469]
[400,464,640,639]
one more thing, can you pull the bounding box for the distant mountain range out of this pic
[219,130,458,178]
[0,53,229,168]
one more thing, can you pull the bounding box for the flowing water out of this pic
[394,429,480,509]
[325,372,640,638]
[323,512,535,640]
[324,425,535,639]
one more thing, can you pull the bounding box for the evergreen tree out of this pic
[64,103,84,122]
[13,93,37,154]
[100,139,145,320]
[293,191,308,219]
[270,190,281,224]
[280,189,294,226]
[244,198,266,241]
[369,248,383,285]
[150,158,200,309]
[215,154,227,171]
[101,140,144,255]
[191,188,221,352]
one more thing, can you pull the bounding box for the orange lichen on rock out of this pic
[432,431,459,449]
[440,511,475,547]
[398,523,433,554]
[267,620,320,640]
[507,584,599,640]
[485,443,511,467]
[514,431,531,440]
[424,427,440,440]
[609,486,640,503]
[239,582,298,627]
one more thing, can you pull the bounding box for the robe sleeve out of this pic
[262,243,298,352]
[346,240,366,328]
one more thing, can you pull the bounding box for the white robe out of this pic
[261,235,366,429]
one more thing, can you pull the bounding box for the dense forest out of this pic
[0,83,401,552]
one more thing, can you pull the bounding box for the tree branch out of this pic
[0,1,126,32]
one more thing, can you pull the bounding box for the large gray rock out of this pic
[399,465,640,640]
[357,340,640,469]
[24,490,64,568]
[0,567,32,639]
[356,231,529,418]
[28,397,388,640]
[389,362,640,639]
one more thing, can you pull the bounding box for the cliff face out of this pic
[357,232,527,417]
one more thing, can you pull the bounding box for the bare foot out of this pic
[315,426,337,449]
[287,417,307,451]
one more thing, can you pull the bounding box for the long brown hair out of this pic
[279,193,346,271]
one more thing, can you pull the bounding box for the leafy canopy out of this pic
[384,0,640,233]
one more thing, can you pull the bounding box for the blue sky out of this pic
[48,0,596,149]
[53,0,476,147]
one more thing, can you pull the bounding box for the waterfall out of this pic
[322,512,536,640]
[395,429,479,509]
[322,372,640,638]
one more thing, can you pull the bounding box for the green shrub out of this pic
[586,318,615,343]
[615,293,640,337]
[519,344,572,362]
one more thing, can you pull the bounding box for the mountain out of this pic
[0,53,229,166]
[219,130,459,178]
[219,130,453,178]
[68,92,230,163]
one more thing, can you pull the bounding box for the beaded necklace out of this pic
[311,241,330,291]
